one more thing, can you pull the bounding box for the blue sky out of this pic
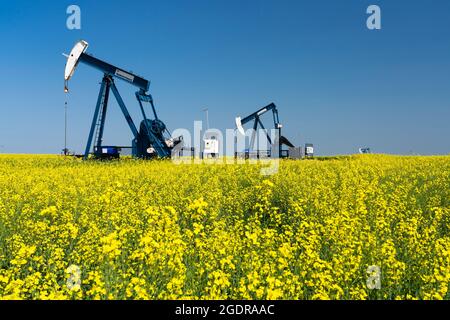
[0,0,449,155]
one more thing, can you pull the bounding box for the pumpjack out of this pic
[235,103,295,158]
[64,40,182,160]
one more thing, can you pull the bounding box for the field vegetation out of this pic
[0,154,448,300]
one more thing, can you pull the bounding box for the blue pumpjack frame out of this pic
[84,74,140,159]
[240,103,282,157]
[77,49,171,160]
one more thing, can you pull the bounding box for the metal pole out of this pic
[64,101,67,156]
[203,108,209,130]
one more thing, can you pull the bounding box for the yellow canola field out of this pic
[0,154,449,300]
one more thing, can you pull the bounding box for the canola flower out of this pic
[0,154,448,300]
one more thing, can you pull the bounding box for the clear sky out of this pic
[0,0,449,155]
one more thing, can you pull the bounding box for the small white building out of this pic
[203,137,219,158]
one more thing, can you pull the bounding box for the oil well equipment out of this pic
[63,40,182,160]
[234,103,301,158]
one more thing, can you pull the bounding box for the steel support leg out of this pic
[249,118,259,151]
[84,76,108,160]
[95,80,111,149]
[110,80,139,138]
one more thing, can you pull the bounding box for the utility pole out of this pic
[202,108,209,130]
[201,108,209,160]
[64,101,68,155]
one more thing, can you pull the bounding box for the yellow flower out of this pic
[0,154,448,300]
